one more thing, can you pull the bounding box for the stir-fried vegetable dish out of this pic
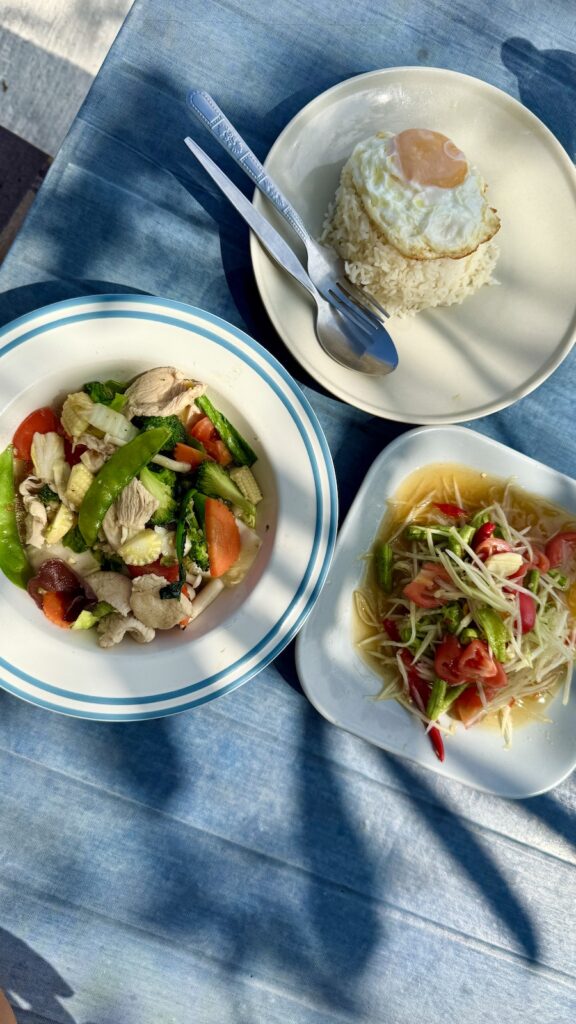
[0,367,264,647]
[354,464,576,762]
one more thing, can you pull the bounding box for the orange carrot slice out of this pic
[173,443,210,468]
[205,497,240,577]
[42,591,71,628]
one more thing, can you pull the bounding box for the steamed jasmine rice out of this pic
[321,163,500,317]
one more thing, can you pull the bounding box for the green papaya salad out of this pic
[0,367,264,646]
[354,468,576,762]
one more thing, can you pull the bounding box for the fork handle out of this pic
[187,90,311,249]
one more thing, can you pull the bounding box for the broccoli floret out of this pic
[195,462,256,528]
[139,465,178,525]
[82,379,127,406]
[37,484,59,506]
[134,415,189,451]
[98,552,126,573]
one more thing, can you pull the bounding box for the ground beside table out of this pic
[0,1,575,1022]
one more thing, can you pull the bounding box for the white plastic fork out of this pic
[187,90,392,337]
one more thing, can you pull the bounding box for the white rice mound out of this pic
[321,164,500,317]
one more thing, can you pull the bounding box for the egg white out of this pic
[348,132,500,260]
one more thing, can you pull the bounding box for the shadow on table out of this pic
[501,37,576,159]
[380,754,541,960]
[0,280,149,331]
[0,927,96,1024]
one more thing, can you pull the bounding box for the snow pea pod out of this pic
[78,426,171,546]
[0,444,31,588]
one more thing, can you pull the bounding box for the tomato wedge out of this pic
[457,639,500,682]
[434,635,464,685]
[475,535,512,560]
[454,687,485,728]
[13,406,61,460]
[435,636,508,688]
[518,591,536,633]
[545,531,576,569]
[454,676,508,727]
[128,560,180,582]
[190,416,232,466]
[403,562,452,609]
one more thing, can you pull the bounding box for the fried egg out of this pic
[348,128,500,260]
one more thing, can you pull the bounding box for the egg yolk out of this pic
[394,129,468,189]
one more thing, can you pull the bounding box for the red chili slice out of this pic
[434,502,467,519]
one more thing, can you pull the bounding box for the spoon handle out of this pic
[187,90,310,248]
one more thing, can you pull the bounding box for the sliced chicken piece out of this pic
[101,505,123,550]
[130,573,193,629]
[87,571,132,616]
[116,478,159,533]
[123,366,206,418]
[24,499,48,547]
[19,475,44,502]
[101,479,159,550]
[77,433,119,457]
[97,613,155,648]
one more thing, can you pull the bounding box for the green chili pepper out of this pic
[459,627,479,643]
[474,605,508,662]
[0,444,31,588]
[526,569,540,594]
[78,426,171,546]
[375,542,394,593]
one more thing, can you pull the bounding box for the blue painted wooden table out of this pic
[0,2,575,1021]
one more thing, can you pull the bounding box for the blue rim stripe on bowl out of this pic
[0,295,338,718]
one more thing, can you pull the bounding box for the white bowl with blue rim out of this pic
[0,295,337,720]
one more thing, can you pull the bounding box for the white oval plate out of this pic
[251,67,576,423]
[0,295,337,720]
[296,427,576,798]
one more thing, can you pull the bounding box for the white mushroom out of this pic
[87,571,132,616]
[130,573,193,630]
[123,366,206,418]
[97,613,155,648]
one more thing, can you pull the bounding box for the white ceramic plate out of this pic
[0,295,337,720]
[251,67,576,423]
[296,426,576,798]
